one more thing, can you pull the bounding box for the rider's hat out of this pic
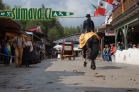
[85,14,91,17]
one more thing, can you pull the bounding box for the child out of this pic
[103,48,107,61]
[3,41,11,66]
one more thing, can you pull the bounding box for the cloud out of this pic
[3,0,113,27]
[22,0,31,8]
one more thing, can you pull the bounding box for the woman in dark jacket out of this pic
[22,38,40,67]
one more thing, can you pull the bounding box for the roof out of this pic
[53,33,81,43]
[26,26,42,33]
[25,30,48,38]
[25,31,42,41]
[0,17,21,32]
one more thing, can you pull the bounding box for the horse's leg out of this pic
[86,38,93,60]
[83,46,87,67]
[90,59,96,70]
[90,36,99,70]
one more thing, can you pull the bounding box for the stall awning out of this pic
[6,31,32,40]
[6,32,17,38]
[26,31,42,41]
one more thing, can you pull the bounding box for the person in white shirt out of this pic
[25,37,33,52]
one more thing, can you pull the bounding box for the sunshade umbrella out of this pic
[53,45,62,50]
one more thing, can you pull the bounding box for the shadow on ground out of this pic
[97,66,123,70]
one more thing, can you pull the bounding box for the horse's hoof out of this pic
[83,62,87,67]
[91,65,96,70]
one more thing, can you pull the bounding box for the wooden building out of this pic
[26,26,51,47]
[111,0,139,65]
[111,0,139,49]
[0,17,31,41]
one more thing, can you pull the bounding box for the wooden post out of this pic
[122,0,125,13]
[115,29,118,47]
[122,25,128,49]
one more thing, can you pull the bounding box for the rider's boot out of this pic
[83,58,87,67]
[84,62,87,67]
[90,60,96,70]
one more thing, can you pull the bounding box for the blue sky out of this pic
[3,0,113,27]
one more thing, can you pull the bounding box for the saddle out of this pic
[79,31,100,48]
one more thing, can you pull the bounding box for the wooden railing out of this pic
[123,0,136,11]
[112,4,122,19]
[112,0,136,20]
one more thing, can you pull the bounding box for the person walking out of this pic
[12,32,26,67]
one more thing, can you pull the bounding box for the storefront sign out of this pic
[105,30,115,36]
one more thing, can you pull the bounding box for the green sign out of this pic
[45,8,52,19]
[52,11,74,17]
[0,8,74,20]
[0,11,12,17]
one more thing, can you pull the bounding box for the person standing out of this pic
[3,41,11,66]
[22,37,33,67]
[12,32,26,67]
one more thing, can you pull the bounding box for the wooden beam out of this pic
[113,12,139,29]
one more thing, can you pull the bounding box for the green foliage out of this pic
[63,24,82,37]
[0,0,11,10]
[47,27,61,41]
[14,5,21,8]
[0,0,5,10]
[4,4,11,10]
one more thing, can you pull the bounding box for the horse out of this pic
[79,31,100,70]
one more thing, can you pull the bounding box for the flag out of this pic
[91,4,98,17]
[97,0,107,16]
[106,0,114,4]
[94,10,98,17]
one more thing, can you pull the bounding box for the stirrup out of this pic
[83,62,87,67]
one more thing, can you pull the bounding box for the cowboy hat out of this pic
[85,14,91,17]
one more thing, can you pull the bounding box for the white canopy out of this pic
[53,44,82,51]
[53,45,62,50]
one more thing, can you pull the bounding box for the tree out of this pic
[47,27,61,41]
[0,0,5,10]
[14,5,21,8]
[4,4,11,10]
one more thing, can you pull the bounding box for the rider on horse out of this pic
[79,14,100,70]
